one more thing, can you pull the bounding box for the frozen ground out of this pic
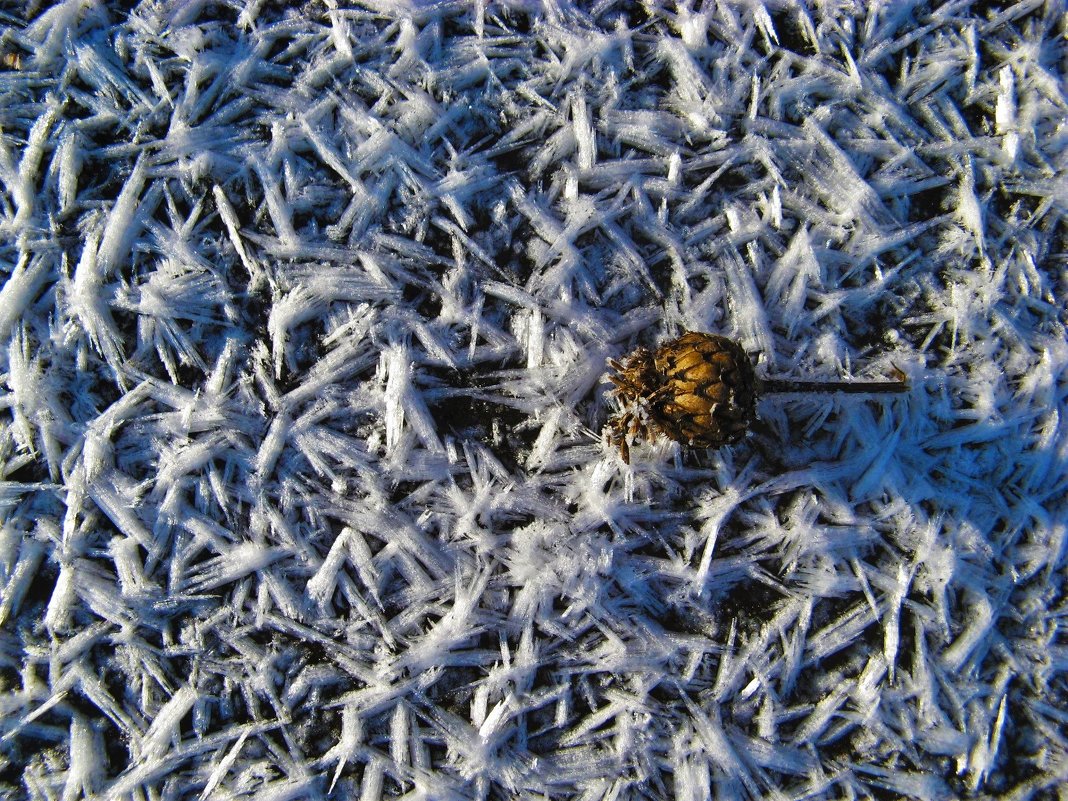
[0,1,1065,799]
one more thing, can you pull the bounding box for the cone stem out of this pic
[757,377,909,395]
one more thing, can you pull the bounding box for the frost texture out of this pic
[0,2,1065,799]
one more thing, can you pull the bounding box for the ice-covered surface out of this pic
[0,1,1065,798]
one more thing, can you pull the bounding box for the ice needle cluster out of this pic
[0,2,1065,799]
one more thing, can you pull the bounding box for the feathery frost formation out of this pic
[0,2,1065,798]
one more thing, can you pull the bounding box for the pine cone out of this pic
[652,332,758,447]
[606,332,757,462]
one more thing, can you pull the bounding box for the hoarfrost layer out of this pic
[0,2,1065,799]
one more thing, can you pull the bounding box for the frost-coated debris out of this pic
[604,331,907,463]
[0,2,1065,799]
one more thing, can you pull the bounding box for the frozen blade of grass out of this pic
[301,118,362,190]
[3,668,78,745]
[680,694,760,799]
[954,157,986,257]
[0,255,53,341]
[5,328,69,479]
[382,345,408,455]
[96,154,159,277]
[765,228,820,337]
[802,118,898,229]
[804,600,880,666]
[88,476,156,553]
[138,685,196,760]
[69,225,124,368]
[152,432,230,495]
[198,726,251,800]
[71,662,145,738]
[850,419,904,501]
[0,108,23,215]
[0,536,44,626]
[525,406,561,471]
[65,713,105,800]
[253,159,299,249]
[778,598,812,698]
[253,413,290,486]
[346,528,382,606]
[184,542,288,593]
[790,679,850,746]
[305,525,352,608]
[212,185,264,290]
[12,103,60,228]
[995,65,1019,160]
[389,570,490,679]
[881,562,910,684]
[941,589,996,673]
[720,247,774,360]
[108,536,152,598]
[357,756,384,801]
[66,562,135,628]
[268,285,322,379]
[22,1,100,65]
[966,687,1011,791]
[381,343,445,457]
[72,36,155,112]
[272,288,384,385]
[732,730,817,777]
[411,696,533,792]
[104,721,284,798]
[571,94,596,170]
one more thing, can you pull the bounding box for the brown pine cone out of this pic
[606,332,757,463]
